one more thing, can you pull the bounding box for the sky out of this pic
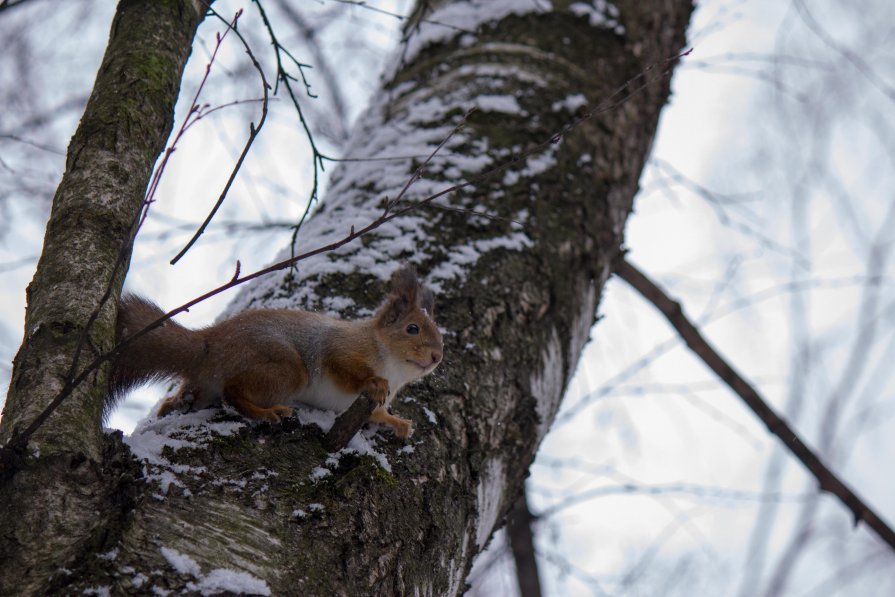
[1,0,894,595]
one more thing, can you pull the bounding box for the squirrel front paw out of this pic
[364,377,390,406]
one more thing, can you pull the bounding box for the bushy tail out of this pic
[108,295,205,404]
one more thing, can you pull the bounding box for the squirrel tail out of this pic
[108,295,204,415]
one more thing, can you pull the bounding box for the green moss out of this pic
[374,465,398,488]
[132,52,175,94]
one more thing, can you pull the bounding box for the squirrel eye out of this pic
[406,323,420,335]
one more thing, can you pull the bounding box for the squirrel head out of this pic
[373,266,443,380]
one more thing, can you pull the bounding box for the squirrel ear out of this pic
[389,266,419,304]
[381,294,410,325]
[379,267,418,325]
[418,287,435,317]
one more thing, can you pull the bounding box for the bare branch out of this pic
[792,0,895,104]
[614,257,895,554]
[507,489,543,597]
[170,8,271,264]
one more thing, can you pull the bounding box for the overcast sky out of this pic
[1,1,893,595]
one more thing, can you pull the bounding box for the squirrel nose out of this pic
[431,349,443,365]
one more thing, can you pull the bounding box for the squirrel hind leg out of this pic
[157,383,214,417]
[226,389,294,423]
[157,394,180,418]
[157,384,193,417]
[222,359,307,423]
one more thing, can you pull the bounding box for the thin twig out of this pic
[792,0,895,104]
[252,0,331,258]
[272,0,350,142]
[170,8,271,265]
[0,0,33,13]
[614,257,895,553]
[330,0,473,34]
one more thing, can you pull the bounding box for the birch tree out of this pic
[0,0,693,594]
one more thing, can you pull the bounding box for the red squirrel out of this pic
[110,267,443,438]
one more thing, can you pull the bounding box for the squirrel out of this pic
[109,267,443,439]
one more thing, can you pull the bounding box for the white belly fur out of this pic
[286,356,417,414]
[289,375,358,413]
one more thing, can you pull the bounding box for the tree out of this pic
[0,0,692,594]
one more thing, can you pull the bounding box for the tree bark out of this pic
[0,0,691,594]
[0,0,205,593]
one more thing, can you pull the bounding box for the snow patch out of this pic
[446,532,471,596]
[475,458,506,548]
[401,0,553,65]
[289,406,395,471]
[551,93,588,113]
[428,232,533,292]
[292,405,336,432]
[530,329,565,439]
[131,573,148,588]
[124,409,243,496]
[126,410,243,466]
[309,466,331,482]
[192,569,271,596]
[474,94,525,116]
[569,1,625,34]
[160,547,271,596]
[503,145,558,186]
[161,547,201,577]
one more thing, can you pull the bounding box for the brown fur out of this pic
[110,267,443,437]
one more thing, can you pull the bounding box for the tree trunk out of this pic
[0,0,205,593]
[0,0,691,594]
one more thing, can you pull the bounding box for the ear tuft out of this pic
[389,266,419,304]
[418,287,435,317]
[377,266,415,325]
[378,266,429,326]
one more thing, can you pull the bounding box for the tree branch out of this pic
[614,257,895,553]
[507,488,543,597]
[323,392,379,452]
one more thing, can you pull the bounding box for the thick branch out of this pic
[615,257,895,553]
[0,0,206,593]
